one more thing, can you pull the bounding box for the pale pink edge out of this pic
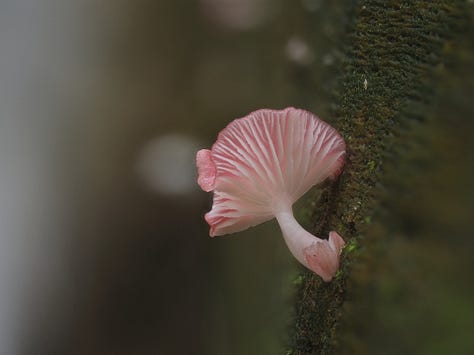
[205,211,220,237]
[213,107,302,143]
[205,211,273,238]
[196,149,216,192]
[329,231,345,253]
[328,133,347,180]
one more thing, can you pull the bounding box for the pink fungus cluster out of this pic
[196,107,346,282]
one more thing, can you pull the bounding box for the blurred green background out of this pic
[0,1,472,355]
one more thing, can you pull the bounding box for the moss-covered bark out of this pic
[288,1,467,354]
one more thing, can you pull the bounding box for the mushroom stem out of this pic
[275,208,345,282]
[275,209,322,269]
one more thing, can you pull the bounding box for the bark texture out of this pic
[288,1,468,354]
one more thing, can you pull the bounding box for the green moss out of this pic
[344,239,358,254]
[367,160,376,171]
[293,275,304,286]
[288,1,467,354]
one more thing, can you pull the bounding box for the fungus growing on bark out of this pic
[196,107,346,282]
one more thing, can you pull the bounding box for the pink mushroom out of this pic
[196,107,346,282]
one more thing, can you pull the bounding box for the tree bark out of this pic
[288,1,468,354]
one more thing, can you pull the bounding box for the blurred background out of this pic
[0,1,473,355]
[0,1,344,354]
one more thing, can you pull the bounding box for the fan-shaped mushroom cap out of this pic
[196,107,346,281]
[197,107,345,236]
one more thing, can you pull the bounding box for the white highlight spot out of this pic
[136,134,201,195]
[286,37,314,65]
[322,53,334,66]
[363,78,368,90]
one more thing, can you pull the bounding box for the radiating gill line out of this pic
[261,116,285,189]
[218,132,269,187]
[239,119,278,188]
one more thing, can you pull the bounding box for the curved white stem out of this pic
[274,207,345,282]
[274,209,322,269]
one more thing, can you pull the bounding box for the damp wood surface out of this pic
[287,1,470,354]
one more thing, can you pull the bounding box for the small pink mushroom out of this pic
[196,107,346,282]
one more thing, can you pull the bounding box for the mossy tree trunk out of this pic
[288,1,469,354]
